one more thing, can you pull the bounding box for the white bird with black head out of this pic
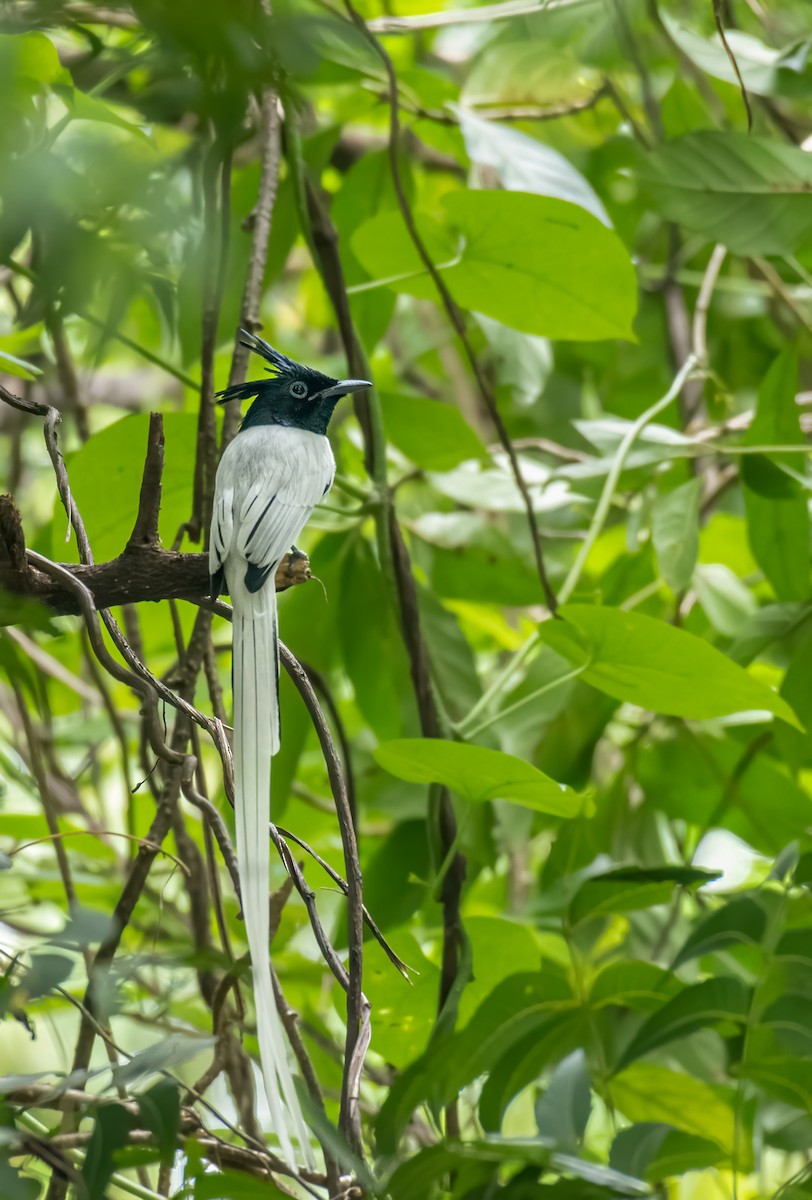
[210,330,369,1166]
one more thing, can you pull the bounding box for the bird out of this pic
[209,330,370,1166]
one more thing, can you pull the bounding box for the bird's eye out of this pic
[289,381,308,399]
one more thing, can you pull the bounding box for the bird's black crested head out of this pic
[216,330,370,435]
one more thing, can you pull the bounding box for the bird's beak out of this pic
[316,379,371,400]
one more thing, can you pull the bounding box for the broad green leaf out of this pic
[590,961,682,1012]
[194,1170,287,1199]
[379,392,486,471]
[645,1131,727,1179]
[455,107,610,225]
[777,630,812,768]
[739,1053,812,1113]
[361,932,439,1068]
[662,15,810,98]
[81,1104,134,1199]
[373,739,584,817]
[536,604,801,727]
[693,563,757,638]
[0,31,63,92]
[615,977,751,1071]
[417,584,483,722]
[651,478,701,593]
[535,1050,591,1151]
[338,537,416,741]
[387,1141,553,1200]
[136,1081,180,1163]
[63,88,153,145]
[478,1013,583,1132]
[570,866,718,925]
[611,1064,737,1154]
[0,1164,40,1200]
[549,1154,648,1195]
[461,915,549,1024]
[671,897,767,968]
[376,971,574,1153]
[362,821,431,934]
[0,347,41,380]
[59,412,197,563]
[743,352,810,601]
[351,190,637,341]
[761,994,812,1056]
[112,1035,215,1087]
[611,1123,727,1180]
[641,132,812,255]
[462,45,601,109]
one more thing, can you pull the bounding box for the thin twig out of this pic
[712,0,753,130]
[692,244,728,364]
[223,91,282,447]
[190,138,232,541]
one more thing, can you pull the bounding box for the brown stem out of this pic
[223,91,282,448]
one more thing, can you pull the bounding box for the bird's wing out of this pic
[212,427,334,593]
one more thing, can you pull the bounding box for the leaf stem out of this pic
[458,355,701,729]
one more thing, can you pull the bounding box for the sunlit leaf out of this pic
[641,132,812,255]
[351,190,637,340]
[537,604,801,727]
[373,738,584,817]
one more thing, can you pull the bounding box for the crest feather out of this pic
[238,329,300,377]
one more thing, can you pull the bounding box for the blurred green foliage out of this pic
[1,0,812,1198]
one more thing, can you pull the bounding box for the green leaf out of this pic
[615,977,751,1071]
[361,932,439,1068]
[373,739,584,817]
[693,563,757,638]
[651,479,701,594]
[570,866,718,926]
[455,107,610,225]
[136,1081,180,1164]
[19,953,73,1002]
[535,1050,591,1151]
[611,1123,726,1181]
[761,994,812,1056]
[0,32,63,91]
[478,1013,583,1133]
[352,190,638,341]
[376,971,574,1153]
[338,538,416,741]
[57,86,153,145]
[536,604,801,727]
[671,897,767,968]
[640,132,812,255]
[194,1170,287,1199]
[0,348,41,380]
[112,1035,215,1088]
[611,1064,737,1154]
[81,1103,134,1199]
[59,413,197,563]
[379,392,486,471]
[362,821,431,934]
[743,352,810,601]
[0,1163,40,1200]
[662,15,810,98]
[589,961,682,1012]
[387,1141,554,1200]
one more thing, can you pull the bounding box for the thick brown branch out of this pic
[0,547,309,618]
